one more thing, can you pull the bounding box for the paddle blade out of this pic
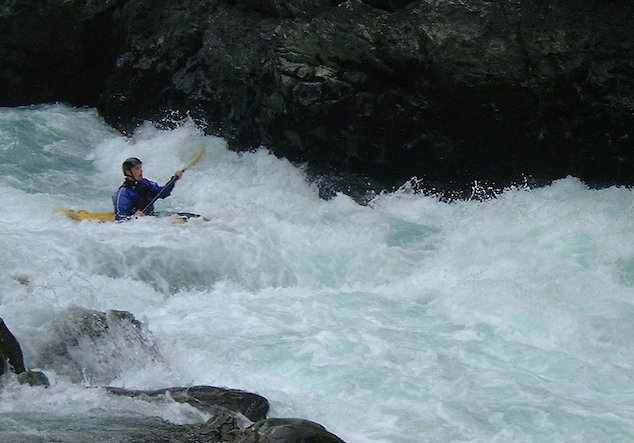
[183,145,206,170]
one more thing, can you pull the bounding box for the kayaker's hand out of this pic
[174,170,184,180]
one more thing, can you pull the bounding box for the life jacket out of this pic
[120,180,158,216]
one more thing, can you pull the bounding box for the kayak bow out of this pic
[55,208,205,223]
[55,209,115,222]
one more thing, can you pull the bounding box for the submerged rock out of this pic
[34,306,161,384]
[16,370,50,387]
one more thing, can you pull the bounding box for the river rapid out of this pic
[1,104,634,442]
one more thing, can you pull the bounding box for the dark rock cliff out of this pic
[1,0,633,194]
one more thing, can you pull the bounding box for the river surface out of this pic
[1,104,634,442]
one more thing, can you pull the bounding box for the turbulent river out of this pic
[1,104,634,442]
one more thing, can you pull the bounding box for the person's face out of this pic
[128,164,143,181]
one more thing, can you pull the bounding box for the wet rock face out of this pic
[0,0,125,107]
[0,318,50,387]
[106,385,271,423]
[0,318,25,375]
[34,307,161,384]
[1,0,633,191]
[239,0,344,18]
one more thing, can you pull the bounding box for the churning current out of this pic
[1,104,634,442]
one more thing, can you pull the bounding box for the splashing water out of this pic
[1,104,634,442]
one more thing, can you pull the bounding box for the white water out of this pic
[1,103,634,442]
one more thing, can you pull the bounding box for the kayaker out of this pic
[112,157,183,221]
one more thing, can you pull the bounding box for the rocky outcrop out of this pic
[0,310,346,442]
[104,389,347,442]
[1,0,633,193]
[104,393,345,442]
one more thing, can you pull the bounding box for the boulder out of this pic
[16,370,50,387]
[34,306,161,384]
[0,310,347,441]
[183,414,347,443]
[236,418,346,443]
[0,317,25,374]
[106,385,270,422]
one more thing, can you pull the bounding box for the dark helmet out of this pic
[122,157,142,174]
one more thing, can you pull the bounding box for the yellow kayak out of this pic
[55,209,205,223]
[56,209,116,222]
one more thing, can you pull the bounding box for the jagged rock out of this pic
[106,385,270,422]
[0,317,25,375]
[236,418,346,443]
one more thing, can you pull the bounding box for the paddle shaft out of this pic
[139,145,206,214]
[140,173,182,214]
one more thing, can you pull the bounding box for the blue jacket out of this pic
[112,178,176,221]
